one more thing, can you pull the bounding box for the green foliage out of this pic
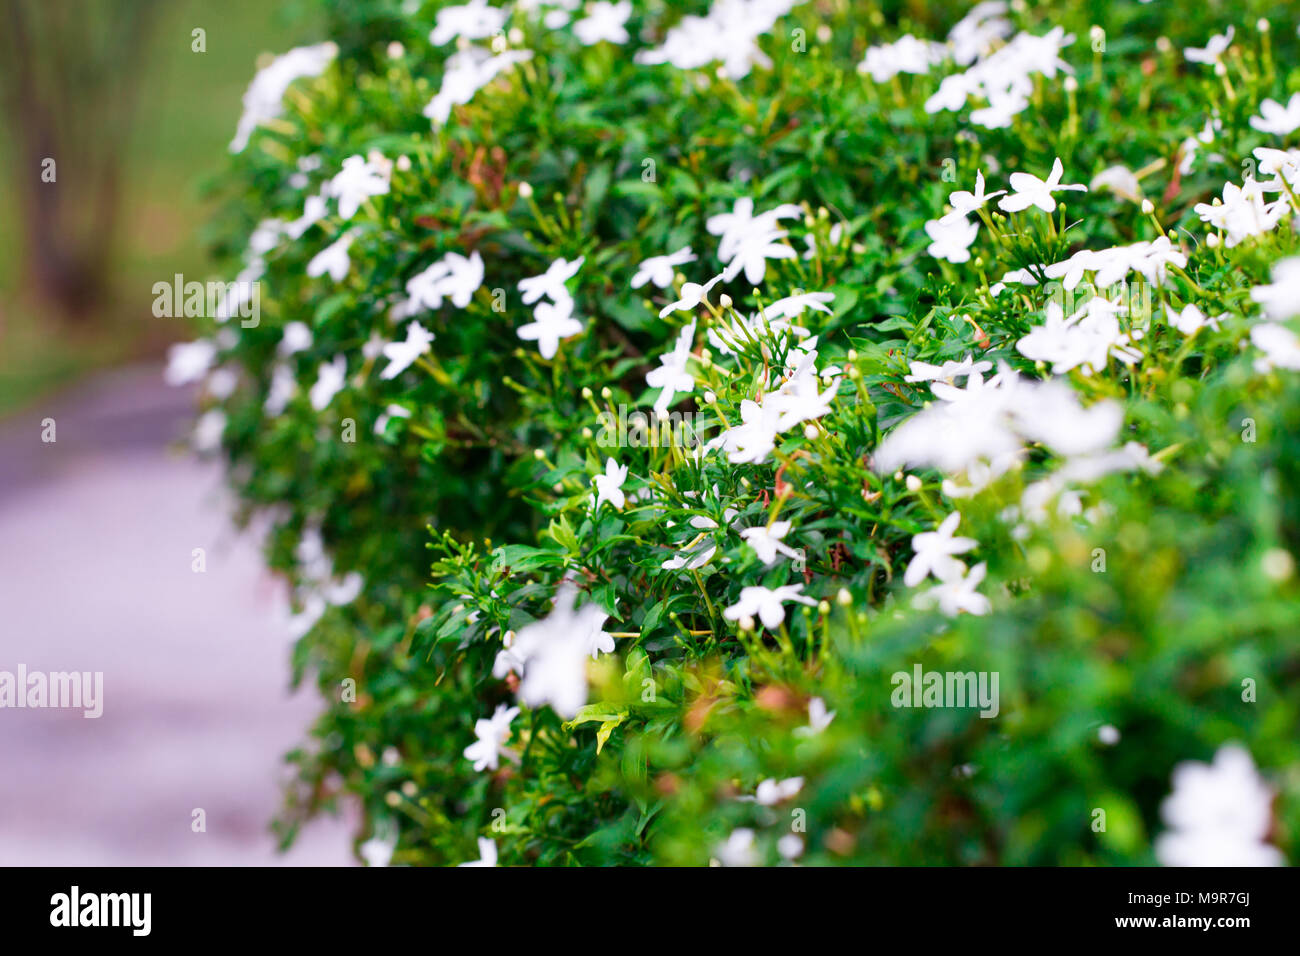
[198,0,1300,865]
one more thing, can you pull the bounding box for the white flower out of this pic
[997,157,1087,213]
[661,537,718,571]
[165,339,217,386]
[424,48,533,126]
[631,246,697,289]
[508,582,607,718]
[1089,165,1143,203]
[715,828,758,867]
[286,193,328,239]
[905,512,977,587]
[947,2,1012,64]
[1250,257,1300,320]
[794,696,836,736]
[380,322,435,380]
[463,703,519,772]
[430,0,506,46]
[712,397,783,464]
[374,403,412,435]
[754,776,804,805]
[518,297,584,359]
[229,43,337,153]
[857,33,946,82]
[592,458,628,510]
[723,584,817,630]
[278,321,313,356]
[707,197,802,262]
[309,355,347,411]
[659,273,724,318]
[265,363,298,416]
[573,1,631,45]
[325,155,390,220]
[1195,181,1289,248]
[518,256,584,306]
[325,571,364,606]
[739,521,799,565]
[634,0,797,79]
[1164,303,1221,336]
[1248,92,1300,134]
[904,355,992,384]
[306,231,355,282]
[1155,744,1282,867]
[913,562,991,617]
[708,198,801,283]
[1184,26,1234,64]
[192,409,227,453]
[925,214,979,263]
[764,291,834,322]
[646,322,696,412]
[359,835,395,867]
[946,170,1005,217]
[458,837,499,867]
[1016,298,1142,376]
[1251,323,1300,373]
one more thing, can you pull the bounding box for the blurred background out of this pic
[0,0,353,865]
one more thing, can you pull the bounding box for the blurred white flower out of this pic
[380,322,435,380]
[458,837,498,867]
[1155,743,1282,866]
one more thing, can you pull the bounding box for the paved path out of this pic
[0,366,354,865]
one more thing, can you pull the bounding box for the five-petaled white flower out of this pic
[518,297,584,359]
[925,215,979,263]
[913,562,991,617]
[518,256,584,306]
[997,157,1087,213]
[592,457,628,510]
[723,584,817,630]
[463,703,520,772]
[905,512,978,586]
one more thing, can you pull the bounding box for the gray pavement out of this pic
[0,366,354,865]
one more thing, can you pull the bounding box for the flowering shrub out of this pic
[179,0,1300,865]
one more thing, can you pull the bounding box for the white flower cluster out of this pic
[634,0,805,80]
